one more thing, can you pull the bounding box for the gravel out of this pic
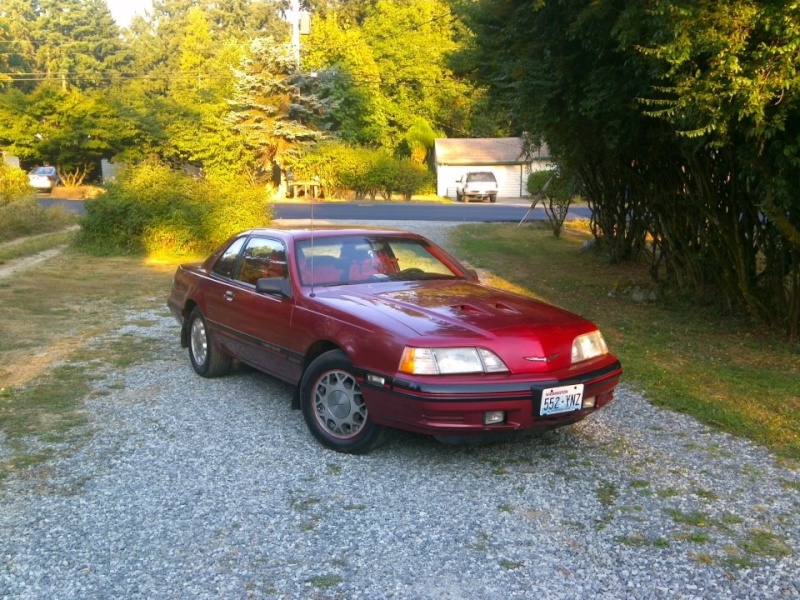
[1,221,798,600]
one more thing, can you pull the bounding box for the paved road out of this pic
[38,196,592,223]
[271,200,591,222]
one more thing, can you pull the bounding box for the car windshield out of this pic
[468,172,495,182]
[294,235,461,286]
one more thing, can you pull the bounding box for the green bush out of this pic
[292,143,434,201]
[527,169,576,238]
[0,199,77,242]
[74,161,272,256]
[0,162,34,206]
[338,147,381,200]
[395,159,433,200]
[288,141,355,198]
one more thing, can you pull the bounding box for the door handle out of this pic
[224,290,235,301]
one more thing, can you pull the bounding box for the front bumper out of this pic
[464,193,495,201]
[361,361,622,436]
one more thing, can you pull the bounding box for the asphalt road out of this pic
[38,196,592,223]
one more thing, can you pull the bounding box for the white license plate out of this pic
[540,384,584,416]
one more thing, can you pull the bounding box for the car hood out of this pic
[322,280,589,339]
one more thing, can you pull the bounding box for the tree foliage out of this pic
[459,0,800,338]
[75,160,271,256]
[1,0,499,181]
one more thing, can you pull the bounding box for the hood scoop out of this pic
[489,301,520,314]
[450,301,521,315]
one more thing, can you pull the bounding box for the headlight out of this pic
[398,347,509,375]
[571,330,608,364]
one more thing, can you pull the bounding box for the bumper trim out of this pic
[388,360,622,400]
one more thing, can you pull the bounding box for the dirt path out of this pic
[0,226,79,278]
[0,245,69,278]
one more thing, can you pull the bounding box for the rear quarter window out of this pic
[212,237,246,278]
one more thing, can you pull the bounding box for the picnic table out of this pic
[287,180,322,199]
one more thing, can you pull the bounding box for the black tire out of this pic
[300,350,387,454]
[489,194,497,203]
[187,307,232,377]
[456,191,462,202]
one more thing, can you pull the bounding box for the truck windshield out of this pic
[468,173,495,182]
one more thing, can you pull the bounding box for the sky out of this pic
[106,0,153,28]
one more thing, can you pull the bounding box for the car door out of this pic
[223,236,302,383]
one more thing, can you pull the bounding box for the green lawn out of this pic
[451,222,800,463]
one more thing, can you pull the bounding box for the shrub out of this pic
[289,143,434,201]
[0,162,33,206]
[372,153,399,201]
[288,141,356,198]
[527,169,575,238]
[395,159,433,200]
[339,148,382,200]
[0,199,77,242]
[74,161,272,256]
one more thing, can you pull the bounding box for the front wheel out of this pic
[300,350,387,454]
[489,194,497,203]
[187,307,232,377]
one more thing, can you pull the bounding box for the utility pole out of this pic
[291,0,301,70]
[290,0,311,71]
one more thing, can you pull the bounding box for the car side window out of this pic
[212,237,246,279]
[236,237,288,286]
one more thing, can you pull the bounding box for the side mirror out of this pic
[256,277,292,298]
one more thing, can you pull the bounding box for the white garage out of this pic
[434,137,551,199]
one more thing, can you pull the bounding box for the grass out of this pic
[0,229,76,265]
[0,200,79,242]
[0,237,176,481]
[451,222,800,462]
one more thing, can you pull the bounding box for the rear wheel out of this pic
[300,350,387,454]
[188,307,232,377]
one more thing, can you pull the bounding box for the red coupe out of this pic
[168,228,622,453]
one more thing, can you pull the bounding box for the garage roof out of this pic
[434,137,550,166]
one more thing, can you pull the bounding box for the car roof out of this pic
[239,227,425,243]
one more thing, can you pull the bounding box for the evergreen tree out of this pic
[0,0,38,91]
[31,0,129,90]
[227,37,328,172]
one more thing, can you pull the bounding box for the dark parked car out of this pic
[168,228,622,453]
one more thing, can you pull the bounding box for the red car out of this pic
[167,228,622,453]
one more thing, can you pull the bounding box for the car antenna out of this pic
[309,189,316,297]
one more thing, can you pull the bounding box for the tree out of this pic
[30,0,129,90]
[0,83,131,183]
[360,0,471,146]
[302,11,387,145]
[0,0,37,90]
[227,37,330,174]
[458,0,800,338]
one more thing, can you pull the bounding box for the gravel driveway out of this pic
[1,222,798,599]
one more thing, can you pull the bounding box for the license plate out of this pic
[540,384,584,416]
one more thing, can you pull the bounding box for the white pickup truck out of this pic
[455,171,498,203]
